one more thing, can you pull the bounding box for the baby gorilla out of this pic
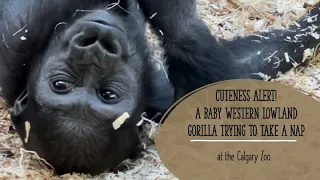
[17,12,150,174]
[1,0,171,175]
[1,0,320,176]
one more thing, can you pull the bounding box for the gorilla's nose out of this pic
[70,21,129,68]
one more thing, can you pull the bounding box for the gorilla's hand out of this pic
[137,0,199,37]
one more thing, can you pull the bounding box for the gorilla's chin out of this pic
[11,95,142,175]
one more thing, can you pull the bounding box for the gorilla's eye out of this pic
[98,88,120,103]
[50,80,74,94]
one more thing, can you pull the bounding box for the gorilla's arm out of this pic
[138,0,320,98]
[221,10,320,80]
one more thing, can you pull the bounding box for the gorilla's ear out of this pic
[146,62,175,123]
[13,88,28,117]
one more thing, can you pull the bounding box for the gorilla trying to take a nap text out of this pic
[1,0,320,175]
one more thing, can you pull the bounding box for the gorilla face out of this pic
[11,4,152,175]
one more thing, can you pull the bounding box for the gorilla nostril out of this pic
[79,37,96,47]
[76,34,98,47]
[100,39,120,55]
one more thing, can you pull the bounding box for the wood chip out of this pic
[284,52,290,63]
[24,121,31,143]
[302,48,315,62]
[136,119,144,127]
[112,112,130,130]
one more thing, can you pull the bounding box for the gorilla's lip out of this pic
[85,19,126,34]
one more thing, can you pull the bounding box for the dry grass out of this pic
[1,0,320,179]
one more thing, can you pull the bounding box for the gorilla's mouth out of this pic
[87,19,125,33]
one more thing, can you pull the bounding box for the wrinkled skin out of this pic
[0,0,320,175]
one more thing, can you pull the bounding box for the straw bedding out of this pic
[1,0,320,179]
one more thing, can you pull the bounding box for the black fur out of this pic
[138,0,320,99]
[0,0,320,175]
